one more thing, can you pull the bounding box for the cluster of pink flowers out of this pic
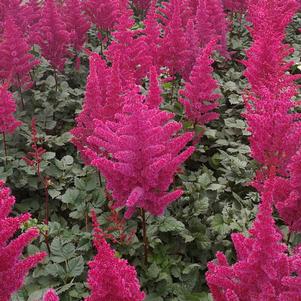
[243,0,301,227]
[206,180,301,300]
[85,88,195,218]
[0,180,46,301]
[0,16,39,92]
[37,0,70,71]
[180,40,221,126]
[206,0,301,298]
[85,212,145,301]
[0,84,22,135]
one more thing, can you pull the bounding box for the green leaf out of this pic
[62,188,80,204]
[158,216,185,232]
[68,256,84,277]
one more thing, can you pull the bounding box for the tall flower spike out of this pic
[71,53,110,164]
[0,180,46,301]
[37,0,70,71]
[23,0,42,44]
[106,2,152,83]
[206,179,301,300]
[195,0,229,57]
[243,0,300,186]
[83,0,119,32]
[141,0,161,67]
[43,289,60,301]
[86,89,195,218]
[179,41,220,126]
[0,84,22,134]
[158,0,192,79]
[84,211,145,301]
[0,17,39,92]
[63,0,91,69]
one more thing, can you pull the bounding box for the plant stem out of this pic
[140,208,148,265]
[2,132,8,165]
[54,69,58,93]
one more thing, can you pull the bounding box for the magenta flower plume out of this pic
[181,0,199,26]
[195,0,229,57]
[63,0,90,67]
[0,180,46,301]
[43,289,59,301]
[84,211,145,301]
[0,0,28,35]
[23,0,42,44]
[158,0,191,79]
[106,2,152,83]
[242,0,301,191]
[0,84,22,134]
[141,0,161,67]
[179,41,220,126]
[0,17,39,92]
[86,89,195,218]
[83,0,118,32]
[243,90,301,181]
[37,0,70,71]
[244,0,299,100]
[71,53,110,163]
[206,180,301,300]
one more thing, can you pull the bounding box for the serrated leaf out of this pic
[68,256,84,277]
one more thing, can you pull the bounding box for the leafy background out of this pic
[1,7,301,301]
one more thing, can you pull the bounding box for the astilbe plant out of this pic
[141,0,161,67]
[180,0,199,26]
[83,0,118,32]
[63,0,91,69]
[0,181,46,301]
[85,88,195,218]
[158,0,192,79]
[206,180,301,300]
[24,0,42,44]
[106,1,152,83]
[243,90,301,182]
[0,0,28,35]
[0,84,22,135]
[179,40,220,126]
[194,0,229,57]
[71,53,125,164]
[37,0,70,71]
[0,17,39,94]
[243,0,301,185]
[84,211,145,301]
